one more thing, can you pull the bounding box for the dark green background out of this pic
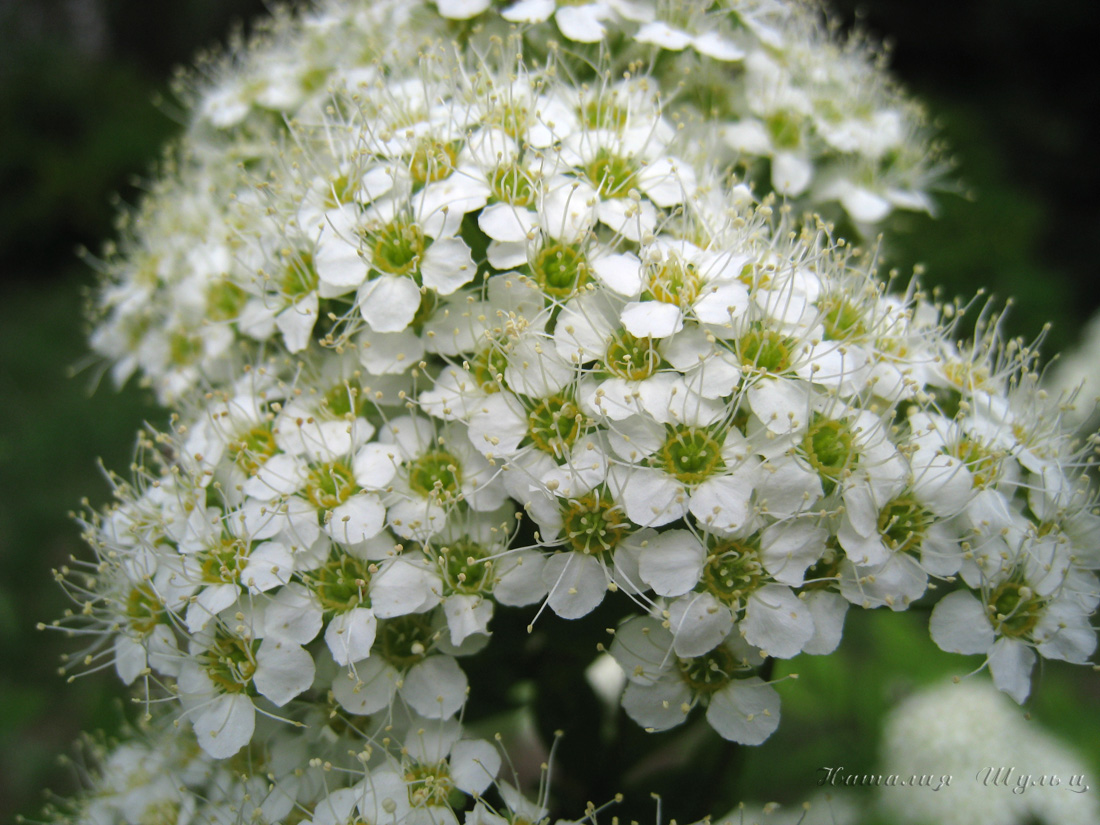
[2,0,1098,821]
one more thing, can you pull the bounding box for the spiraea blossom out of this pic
[42,0,1099,822]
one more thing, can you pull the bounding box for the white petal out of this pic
[591,252,643,297]
[113,635,146,685]
[840,184,891,224]
[634,21,692,49]
[276,294,319,353]
[371,557,441,618]
[742,584,814,659]
[403,656,468,718]
[493,550,549,606]
[332,656,398,714]
[358,329,426,375]
[479,202,537,243]
[772,151,812,196]
[501,0,554,23]
[747,378,808,434]
[693,283,749,325]
[542,552,607,619]
[690,473,755,533]
[436,0,491,19]
[621,301,684,339]
[801,590,848,655]
[468,392,528,456]
[263,583,323,644]
[422,237,477,295]
[555,5,606,42]
[315,226,366,295]
[443,594,493,646]
[193,694,255,759]
[988,636,1035,704]
[325,493,386,545]
[254,638,315,706]
[324,607,378,667]
[358,276,421,333]
[637,529,705,597]
[450,739,501,795]
[692,32,745,61]
[596,197,657,242]
[243,455,305,501]
[706,678,780,744]
[929,591,994,655]
[668,592,734,657]
[622,679,692,731]
[619,468,688,527]
[539,177,598,242]
[759,520,827,586]
[487,240,529,270]
[637,157,694,207]
[353,443,401,490]
[240,542,294,593]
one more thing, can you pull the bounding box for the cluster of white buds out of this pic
[47,0,1098,822]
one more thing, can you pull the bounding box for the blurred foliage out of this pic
[1,0,1099,822]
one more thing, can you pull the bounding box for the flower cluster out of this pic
[46,0,1099,822]
[89,0,940,404]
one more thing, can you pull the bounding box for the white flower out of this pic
[609,616,781,744]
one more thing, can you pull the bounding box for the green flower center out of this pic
[207,279,248,322]
[950,436,1002,489]
[645,258,700,308]
[409,138,459,187]
[678,645,740,695]
[307,460,359,510]
[202,630,258,695]
[281,251,320,299]
[439,540,493,595]
[578,99,628,131]
[169,332,201,367]
[490,162,536,207]
[369,218,426,277]
[876,495,933,554]
[407,450,462,500]
[765,111,802,150]
[819,294,867,341]
[405,761,455,808]
[314,553,374,613]
[323,171,359,208]
[199,537,247,585]
[701,541,764,609]
[322,379,362,418]
[988,580,1044,639]
[228,425,278,476]
[470,345,510,392]
[584,148,638,197]
[376,613,436,669]
[801,415,857,490]
[527,394,585,458]
[656,426,725,484]
[605,330,661,381]
[488,102,530,140]
[531,242,590,298]
[126,583,166,636]
[738,328,794,374]
[561,488,628,556]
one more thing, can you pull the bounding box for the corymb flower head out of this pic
[42,0,1099,823]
